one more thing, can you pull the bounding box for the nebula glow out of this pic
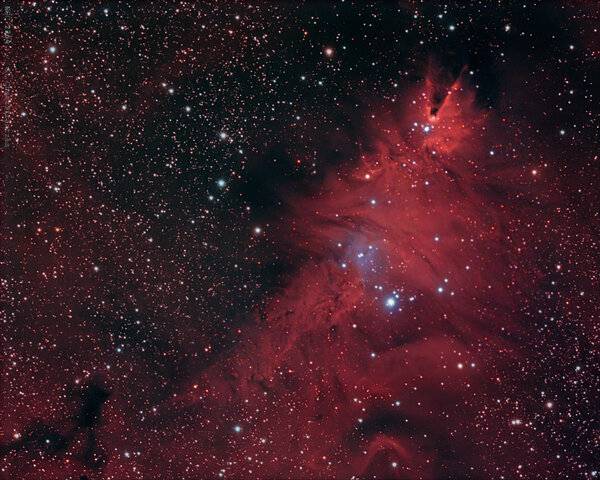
[164,73,546,479]
[3,3,599,480]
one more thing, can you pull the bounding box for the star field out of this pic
[2,2,600,479]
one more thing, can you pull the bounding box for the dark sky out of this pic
[2,2,599,479]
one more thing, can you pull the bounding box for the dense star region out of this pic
[2,2,599,479]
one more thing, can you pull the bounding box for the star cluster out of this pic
[2,2,599,479]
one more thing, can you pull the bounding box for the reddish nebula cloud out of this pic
[3,3,599,480]
[162,73,549,479]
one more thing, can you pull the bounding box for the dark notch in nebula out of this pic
[2,381,111,471]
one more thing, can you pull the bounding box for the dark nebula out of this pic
[2,2,599,479]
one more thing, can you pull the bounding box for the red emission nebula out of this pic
[169,76,558,478]
[2,3,599,480]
